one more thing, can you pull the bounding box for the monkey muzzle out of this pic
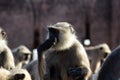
[37,28,59,52]
[48,27,59,45]
[37,27,59,52]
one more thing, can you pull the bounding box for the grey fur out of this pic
[12,45,32,68]
[38,22,92,80]
[24,60,40,80]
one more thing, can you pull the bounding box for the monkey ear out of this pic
[69,25,76,34]
[14,73,25,80]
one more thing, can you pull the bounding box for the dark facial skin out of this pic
[48,28,59,42]
[14,74,25,80]
[37,28,59,53]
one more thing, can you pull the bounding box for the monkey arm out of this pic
[67,67,88,80]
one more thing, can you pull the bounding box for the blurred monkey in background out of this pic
[85,43,111,74]
[12,45,32,68]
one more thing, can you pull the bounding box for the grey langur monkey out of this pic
[37,22,92,80]
[0,27,15,70]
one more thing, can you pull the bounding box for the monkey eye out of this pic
[99,47,103,50]
[1,30,7,39]
[1,30,5,35]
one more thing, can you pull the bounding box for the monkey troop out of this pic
[37,22,92,80]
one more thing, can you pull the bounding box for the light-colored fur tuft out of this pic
[52,34,77,51]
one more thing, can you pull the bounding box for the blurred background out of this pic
[0,0,119,50]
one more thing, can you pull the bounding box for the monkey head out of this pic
[12,45,32,64]
[37,22,77,52]
[97,43,111,62]
[47,22,76,51]
[17,45,31,62]
[97,43,111,61]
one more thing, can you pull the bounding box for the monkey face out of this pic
[0,27,7,40]
[47,22,76,50]
[13,45,31,63]
[18,53,31,62]
[48,27,59,43]
[98,44,111,60]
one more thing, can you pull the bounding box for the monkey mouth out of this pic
[49,36,58,47]
[47,32,58,47]
[53,37,57,45]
